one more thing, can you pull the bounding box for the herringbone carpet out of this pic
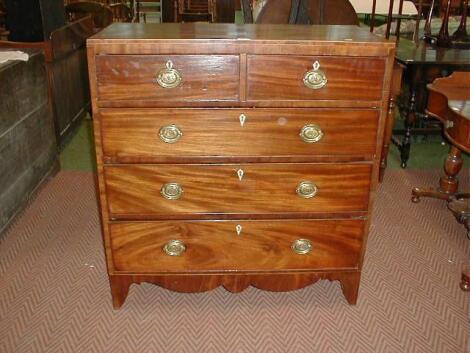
[1,170,469,353]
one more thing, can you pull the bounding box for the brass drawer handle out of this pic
[300,124,324,143]
[161,182,183,200]
[291,239,313,255]
[303,61,327,90]
[156,60,182,88]
[159,124,183,143]
[163,239,186,256]
[296,181,318,199]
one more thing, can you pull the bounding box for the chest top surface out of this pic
[87,23,395,57]
[89,23,391,43]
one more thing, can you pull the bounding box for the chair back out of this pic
[242,0,359,25]
[110,3,133,22]
[65,1,113,29]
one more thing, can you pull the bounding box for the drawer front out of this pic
[110,219,364,272]
[247,55,385,101]
[101,109,379,161]
[104,163,371,217]
[96,55,240,102]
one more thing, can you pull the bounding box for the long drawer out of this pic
[110,219,364,272]
[100,109,379,162]
[96,55,240,102]
[104,163,372,217]
[247,55,385,101]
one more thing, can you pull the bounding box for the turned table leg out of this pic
[400,68,419,169]
[412,146,463,202]
[439,146,463,194]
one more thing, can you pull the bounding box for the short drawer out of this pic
[247,55,385,101]
[110,219,364,272]
[95,55,239,102]
[100,108,379,162]
[104,163,371,217]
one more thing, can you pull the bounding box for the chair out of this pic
[65,1,114,29]
[176,0,215,22]
[136,0,162,23]
[241,0,359,25]
[110,3,133,22]
[368,0,428,41]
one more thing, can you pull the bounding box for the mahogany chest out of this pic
[87,23,395,308]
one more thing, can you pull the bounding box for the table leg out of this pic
[380,97,396,182]
[412,145,463,202]
[401,84,417,168]
[380,62,404,182]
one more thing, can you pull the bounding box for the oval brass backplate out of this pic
[300,124,324,143]
[303,61,327,90]
[159,124,183,144]
[296,181,318,199]
[161,182,183,200]
[291,239,313,255]
[163,239,186,256]
[156,60,182,88]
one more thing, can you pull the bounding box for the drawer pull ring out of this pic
[236,224,243,236]
[237,169,244,181]
[163,240,186,256]
[300,124,324,143]
[159,124,183,143]
[161,182,184,200]
[239,114,247,127]
[303,61,327,90]
[291,239,313,255]
[296,181,318,199]
[156,60,182,88]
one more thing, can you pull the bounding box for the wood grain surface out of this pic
[104,163,372,217]
[100,108,379,161]
[96,55,239,102]
[110,219,364,273]
[247,55,385,101]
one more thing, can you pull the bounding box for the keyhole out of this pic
[236,224,242,236]
[237,169,244,181]
[239,114,246,127]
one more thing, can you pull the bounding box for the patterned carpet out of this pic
[1,170,469,353]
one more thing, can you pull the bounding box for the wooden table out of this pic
[393,39,470,168]
[409,72,470,290]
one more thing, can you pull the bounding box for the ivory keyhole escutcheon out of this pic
[237,169,244,181]
[236,224,243,236]
[239,114,246,127]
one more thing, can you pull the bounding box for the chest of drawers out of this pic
[87,23,395,309]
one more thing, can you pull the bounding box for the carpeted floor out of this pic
[0,170,469,353]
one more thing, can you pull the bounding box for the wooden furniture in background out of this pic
[393,39,470,168]
[411,73,469,218]
[4,0,66,42]
[410,72,469,290]
[176,0,215,22]
[136,0,162,23]
[241,0,358,25]
[110,3,133,22]
[65,1,113,29]
[87,23,395,308]
[0,17,94,146]
[380,62,405,181]
[0,49,58,233]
